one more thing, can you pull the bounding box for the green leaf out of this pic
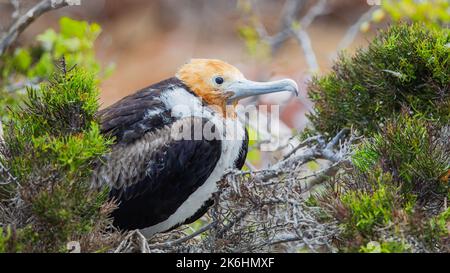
[13,48,32,72]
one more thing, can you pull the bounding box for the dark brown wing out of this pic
[97,77,188,144]
[179,127,249,228]
[92,117,222,231]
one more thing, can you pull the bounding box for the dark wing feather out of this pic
[92,117,222,230]
[97,77,187,144]
[179,127,249,228]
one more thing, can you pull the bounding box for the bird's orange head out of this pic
[176,59,298,116]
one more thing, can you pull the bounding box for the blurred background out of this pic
[1,0,383,130]
[1,0,448,167]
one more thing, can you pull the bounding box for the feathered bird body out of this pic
[92,59,297,237]
[93,78,247,236]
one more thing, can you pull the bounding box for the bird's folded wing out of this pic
[91,117,222,201]
[97,79,185,144]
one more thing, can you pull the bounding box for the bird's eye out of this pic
[214,76,224,85]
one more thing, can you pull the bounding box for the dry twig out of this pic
[334,6,379,57]
[253,0,328,72]
[0,0,78,55]
[119,129,355,253]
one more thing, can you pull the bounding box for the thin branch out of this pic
[255,0,327,72]
[301,160,346,192]
[10,0,20,19]
[266,234,305,246]
[291,29,320,72]
[334,6,379,57]
[216,209,253,238]
[114,230,150,253]
[326,128,350,150]
[279,0,305,32]
[245,161,258,172]
[282,135,322,160]
[274,128,349,169]
[299,0,327,27]
[261,0,305,51]
[0,0,78,56]
[148,221,216,249]
[223,128,353,187]
[289,0,327,72]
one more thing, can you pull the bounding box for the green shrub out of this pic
[1,17,104,80]
[0,65,118,252]
[382,0,450,26]
[0,226,22,253]
[340,173,400,236]
[359,240,411,253]
[352,114,449,205]
[306,22,449,253]
[320,169,415,244]
[0,17,114,121]
[317,114,449,252]
[425,207,450,249]
[308,23,449,137]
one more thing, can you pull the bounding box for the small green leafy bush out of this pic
[340,173,400,235]
[0,65,118,252]
[359,240,411,253]
[318,114,449,252]
[383,0,450,26]
[310,23,450,251]
[2,17,103,80]
[0,17,114,121]
[308,23,449,137]
[352,114,449,205]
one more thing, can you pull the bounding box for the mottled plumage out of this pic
[92,59,297,237]
[97,78,184,144]
[96,117,223,230]
[93,78,247,236]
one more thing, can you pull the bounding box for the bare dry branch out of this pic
[282,135,322,160]
[0,0,78,56]
[9,0,20,20]
[289,0,327,72]
[334,6,379,57]
[124,129,355,253]
[251,0,304,51]
[252,0,328,72]
[0,121,16,185]
[291,29,319,72]
[114,230,150,253]
[299,0,327,27]
[148,222,216,250]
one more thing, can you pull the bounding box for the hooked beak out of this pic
[226,78,299,104]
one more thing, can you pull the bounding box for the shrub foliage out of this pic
[0,64,119,252]
[310,23,449,253]
[308,23,449,137]
[0,17,113,122]
[319,115,449,252]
